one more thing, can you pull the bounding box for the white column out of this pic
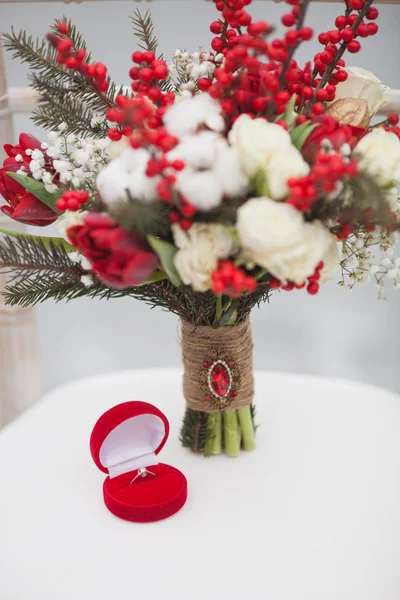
[0,43,40,427]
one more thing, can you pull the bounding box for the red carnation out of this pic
[0,133,58,226]
[302,116,366,161]
[67,213,158,289]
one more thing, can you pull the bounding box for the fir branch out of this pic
[2,23,118,135]
[180,408,210,453]
[110,195,171,237]
[0,235,82,280]
[130,9,159,54]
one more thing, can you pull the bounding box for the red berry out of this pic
[57,38,73,54]
[107,128,122,141]
[388,114,400,126]
[357,23,370,38]
[366,7,379,20]
[248,21,270,36]
[307,281,319,295]
[302,86,314,99]
[368,22,378,35]
[349,0,364,9]
[341,27,354,42]
[210,21,223,34]
[142,51,155,64]
[316,88,329,102]
[300,26,313,41]
[211,37,224,53]
[132,51,144,63]
[328,30,341,43]
[312,102,324,115]
[336,69,348,82]
[197,77,212,91]
[318,32,329,45]
[335,16,347,30]
[282,13,296,27]
[320,51,332,65]
[348,40,361,53]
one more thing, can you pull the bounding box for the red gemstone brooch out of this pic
[199,347,241,410]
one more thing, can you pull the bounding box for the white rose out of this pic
[267,146,310,200]
[172,223,234,292]
[334,67,389,116]
[237,197,332,284]
[355,128,400,186]
[228,115,291,177]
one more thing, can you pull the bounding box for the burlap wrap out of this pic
[181,319,254,413]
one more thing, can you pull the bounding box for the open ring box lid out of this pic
[90,401,188,522]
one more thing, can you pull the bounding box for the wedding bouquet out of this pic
[1,0,399,456]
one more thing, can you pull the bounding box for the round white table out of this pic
[1,369,400,600]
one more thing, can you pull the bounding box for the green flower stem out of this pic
[223,410,241,457]
[204,412,218,457]
[237,406,256,452]
[211,411,222,455]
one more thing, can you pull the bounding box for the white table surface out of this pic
[1,369,400,600]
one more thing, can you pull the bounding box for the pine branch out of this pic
[130,9,159,54]
[0,235,82,279]
[110,195,170,237]
[2,22,118,135]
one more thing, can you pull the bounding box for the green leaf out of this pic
[139,271,168,285]
[251,170,270,197]
[6,172,62,213]
[290,122,319,150]
[147,236,181,287]
[0,228,75,252]
[280,94,297,127]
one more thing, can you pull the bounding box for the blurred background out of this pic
[1,0,400,396]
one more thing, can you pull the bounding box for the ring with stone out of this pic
[129,467,156,485]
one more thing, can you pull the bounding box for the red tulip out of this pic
[0,133,58,226]
[67,213,158,289]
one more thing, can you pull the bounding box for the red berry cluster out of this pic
[306,4,380,111]
[211,260,258,297]
[169,193,197,231]
[56,190,89,212]
[269,261,325,295]
[204,0,316,119]
[287,150,358,212]
[47,22,109,93]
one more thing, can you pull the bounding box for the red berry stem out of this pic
[302,0,376,114]
[266,0,312,120]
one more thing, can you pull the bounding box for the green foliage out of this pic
[291,121,319,150]
[0,228,74,251]
[180,408,210,453]
[130,9,159,54]
[6,172,62,212]
[148,236,182,287]
[2,22,120,136]
[111,196,170,237]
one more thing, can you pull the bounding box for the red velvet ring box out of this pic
[90,401,188,523]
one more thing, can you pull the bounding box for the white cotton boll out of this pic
[177,169,223,211]
[126,170,160,204]
[164,93,225,138]
[213,139,249,198]
[119,148,150,173]
[96,159,131,207]
[168,132,218,170]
